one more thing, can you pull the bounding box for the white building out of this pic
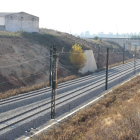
[0,12,39,33]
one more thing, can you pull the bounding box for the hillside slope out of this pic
[0,30,133,92]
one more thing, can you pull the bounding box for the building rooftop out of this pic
[0,12,15,17]
[0,12,39,18]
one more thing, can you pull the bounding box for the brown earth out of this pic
[0,30,134,93]
[0,37,49,92]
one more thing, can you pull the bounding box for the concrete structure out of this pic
[79,50,97,74]
[0,12,14,31]
[0,12,39,32]
[99,38,140,51]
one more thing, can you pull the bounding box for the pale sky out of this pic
[1,0,140,35]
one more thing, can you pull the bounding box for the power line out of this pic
[58,62,72,73]
[59,51,128,55]
[108,56,122,59]
[0,54,48,64]
[58,55,93,68]
[55,64,140,105]
[0,55,50,69]
[59,52,85,54]
[0,69,48,86]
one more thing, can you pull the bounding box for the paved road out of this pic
[0,59,140,140]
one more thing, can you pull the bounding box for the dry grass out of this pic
[96,58,134,72]
[31,75,140,140]
[1,57,133,100]
[0,58,134,100]
[0,75,77,100]
[108,58,134,69]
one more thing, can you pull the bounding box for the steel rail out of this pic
[0,59,139,105]
[0,63,139,131]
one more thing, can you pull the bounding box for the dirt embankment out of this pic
[0,35,71,92]
[0,37,49,92]
[0,30,134,93]
[87,39,133,69]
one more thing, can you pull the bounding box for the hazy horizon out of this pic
[1,0,140,35]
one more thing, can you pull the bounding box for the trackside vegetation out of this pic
[69,44,87,71]
[0,59,135,100]
[31,75,140,140]
[0,30,134,100]
[0,58,135,100]
[0,75,78,100]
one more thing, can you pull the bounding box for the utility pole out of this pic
[51,46,58,119]
[134,45,137,74]
[98,44,100,69]
[69,25,71,34]
[105,48,109,90]
[123,43,125,64]
[49,46,52,86]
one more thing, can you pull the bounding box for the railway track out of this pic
[0,60,140,138]
[0,59,139,106]
[0,60,140,140]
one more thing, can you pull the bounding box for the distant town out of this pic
[75,31,140,38]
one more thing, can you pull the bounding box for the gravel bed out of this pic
[0,66,121,113]
[0,61,140,140]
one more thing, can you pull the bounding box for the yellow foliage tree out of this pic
[97,39,100,43]
[69,43,86,71]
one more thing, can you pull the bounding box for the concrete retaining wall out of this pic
[104,38,140,51]
[79,50,97,74]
